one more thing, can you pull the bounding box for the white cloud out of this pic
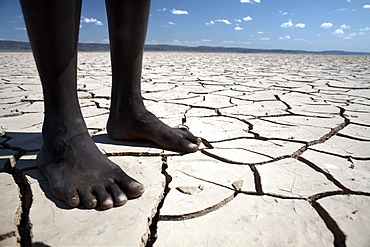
[146,40,158,44]
[333,29,344,35]
[257,31,264,34]
[295,23,306,28]
[332,24,352,37]
[158,8,167,11]
[102,39,109,43]
[320,22,333,28]
[221,40,252,45]
[205,21,215,25]
[363,5,370,9]
[215,19,232,25]
[235,19,242,22]
[240,0,260,3]
[81,17,104,25]
[281,20,293,28]
[347,32,364,37]
[171,9,188,15]
[279,35,291,40]
[168,22,175,25]
[202,39,212,42]
[243,16,253,21]
[234,26,244,31]
[359,27,370,31]
[280,20,305,28]
[15,27,26,31]
[82,17,97,23]
[260,37,270,40]
[279,11,288,15]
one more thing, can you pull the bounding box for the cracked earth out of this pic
[1,52,370,247]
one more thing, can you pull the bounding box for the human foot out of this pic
[107,109,201,153]
[37,132,144,210]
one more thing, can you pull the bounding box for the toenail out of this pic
[103,199,113,207]
[90,199,97,206]
[70,196,77,202]
[118,195,127,202]
[189,143,197,148]
[132,182,145,191]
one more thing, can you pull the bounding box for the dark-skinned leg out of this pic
[105,0,201,153]
[20,0,144,210]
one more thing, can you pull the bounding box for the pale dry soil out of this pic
[1,52,370,247]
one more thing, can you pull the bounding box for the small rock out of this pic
[176,185,204,195]
[232,180,244,191]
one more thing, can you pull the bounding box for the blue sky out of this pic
[1,0,370,52]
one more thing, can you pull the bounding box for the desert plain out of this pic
[1,52,370,246]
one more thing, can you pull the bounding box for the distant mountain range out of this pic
[1,40,369,55]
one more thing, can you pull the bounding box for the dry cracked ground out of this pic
[1,52,370,247]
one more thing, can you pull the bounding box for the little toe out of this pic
[61,188,80,207]
[109,184,128,206]
[94,186,114,210]
[79,189,98,208]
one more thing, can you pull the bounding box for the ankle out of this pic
[42,120,89,144]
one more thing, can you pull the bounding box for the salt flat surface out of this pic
[1,52,370,246]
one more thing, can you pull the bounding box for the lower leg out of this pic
[20,0,144,209]
[105,0,201,152]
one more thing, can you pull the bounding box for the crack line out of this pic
[310,201,346,247]
[12,168,33,247]
[308,147,370,161]
[159,192,237,221]
[143,156,172,247]
[297,157,351,192]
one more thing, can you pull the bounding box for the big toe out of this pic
[181,141,199,153]
[176,128,201,152]
[126,181,145,198]
[177,135,201,153]
[116,178,145,199]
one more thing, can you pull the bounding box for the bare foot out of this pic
[37,132,144,210]
[107,108,201,153]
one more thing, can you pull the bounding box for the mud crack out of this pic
[310,201,346,247]
[144,156,172,247]
[291,118,350,158]
[12,168,33,247]
[1,136,34,246]
[159,192,237,221]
